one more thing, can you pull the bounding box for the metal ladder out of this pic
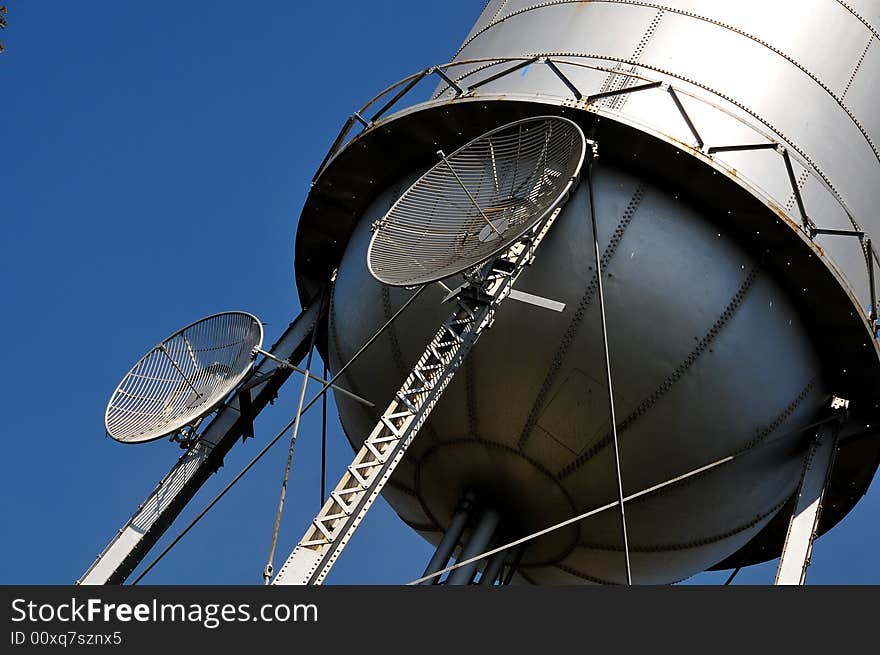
[273,206,566,585]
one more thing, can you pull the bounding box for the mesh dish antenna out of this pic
[368,116,586,286]
[105,312,264,444]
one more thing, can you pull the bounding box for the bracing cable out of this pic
[407,415,837,585]
[130,284,428,584]
[263,289,326,584]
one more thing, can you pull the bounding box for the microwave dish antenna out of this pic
[367,116,586,287]
[104,311,263,444]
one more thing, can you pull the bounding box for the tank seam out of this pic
[516,184,645,453]
[842,35,873,99]
[576,496,788,553]
[556,263,762,480]
[441,0,880,181]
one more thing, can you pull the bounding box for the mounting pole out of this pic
[774,400,847,585]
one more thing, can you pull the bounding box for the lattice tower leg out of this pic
[273,201,571,586]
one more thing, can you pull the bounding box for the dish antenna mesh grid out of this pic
[367,116,586,287]
[105,311,264,444]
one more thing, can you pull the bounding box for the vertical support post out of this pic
[433,66,465,96]
[446,507,500,585]
[313,116,356,184]
[500,545,526,585]
[586,144,633,585]
[479,546,508,585]
[774,416,843,585]
[420,492,476,585]
[369,69,431,123]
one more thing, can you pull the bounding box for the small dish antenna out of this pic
[367,115,586,286]
[105,311,264,444]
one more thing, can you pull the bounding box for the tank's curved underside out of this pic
[293,0,880,584]
[294,97,880,581]
[328,158,831,584]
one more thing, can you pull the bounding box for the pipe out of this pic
[479,546,508,585]
[419,492,476,585]
[501,545,525,586]
[447,507,501,585]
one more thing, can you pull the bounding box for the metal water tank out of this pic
[294,1,880,583]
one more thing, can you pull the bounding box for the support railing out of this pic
[307,54,880,337]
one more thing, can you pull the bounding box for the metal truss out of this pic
[310,54,880,336]
[273,190,578,585]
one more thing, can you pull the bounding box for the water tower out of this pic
[81,1,880,586]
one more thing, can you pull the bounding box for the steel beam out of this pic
[774,420,841,585]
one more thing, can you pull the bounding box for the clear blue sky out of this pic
[1,1,878,585]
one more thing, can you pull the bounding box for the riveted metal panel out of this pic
[292,1,880,582]
[455,2,659,66]
[659,0,870,92]
[456,0,514,51]
[638,10,880,216]
[836,0,880,34]
[327,161,828,582]
[425,1,880,322]
[843,38,880,141]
